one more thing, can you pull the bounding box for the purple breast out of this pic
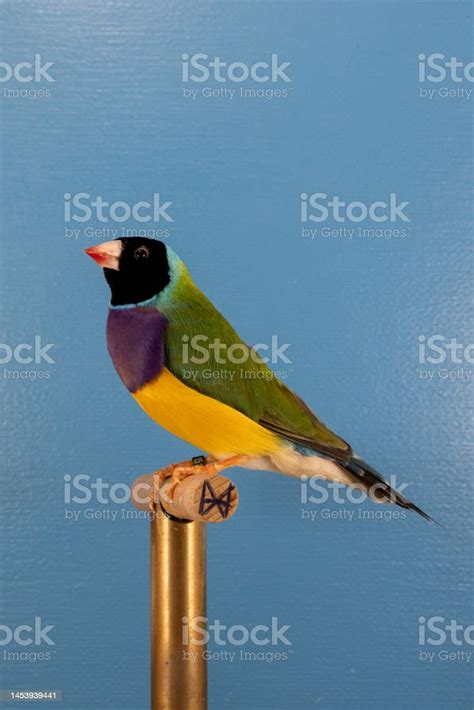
[106,307,168,393]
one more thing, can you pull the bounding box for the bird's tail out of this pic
[339,455,435,523]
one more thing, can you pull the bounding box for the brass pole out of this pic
[150,510,207,710]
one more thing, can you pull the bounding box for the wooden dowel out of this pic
[131,472,239,523]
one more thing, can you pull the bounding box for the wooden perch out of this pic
[131,460,239,523]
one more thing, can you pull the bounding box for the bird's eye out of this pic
[134,246,150,261]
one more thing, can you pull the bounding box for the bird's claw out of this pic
[152,457,209,502]
[153,455,245,502]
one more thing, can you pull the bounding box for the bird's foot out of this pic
[154,454,245,501]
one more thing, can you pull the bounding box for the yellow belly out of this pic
[132,368,282,457]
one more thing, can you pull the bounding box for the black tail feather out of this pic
[340,456,436,524]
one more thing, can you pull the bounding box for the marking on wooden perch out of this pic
[198,479,235,519]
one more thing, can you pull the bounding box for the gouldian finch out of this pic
[85,238,431,520]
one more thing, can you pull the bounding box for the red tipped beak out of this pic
[84,241,122,270]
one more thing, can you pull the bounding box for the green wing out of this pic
[160,281,351,460]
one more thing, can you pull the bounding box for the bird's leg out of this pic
[154,454,246,502]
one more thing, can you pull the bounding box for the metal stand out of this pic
[132,464,239,710]
[151,512,207,710]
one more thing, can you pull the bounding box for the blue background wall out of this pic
[1,1,472,708]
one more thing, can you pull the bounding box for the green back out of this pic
[155,252,351,459]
